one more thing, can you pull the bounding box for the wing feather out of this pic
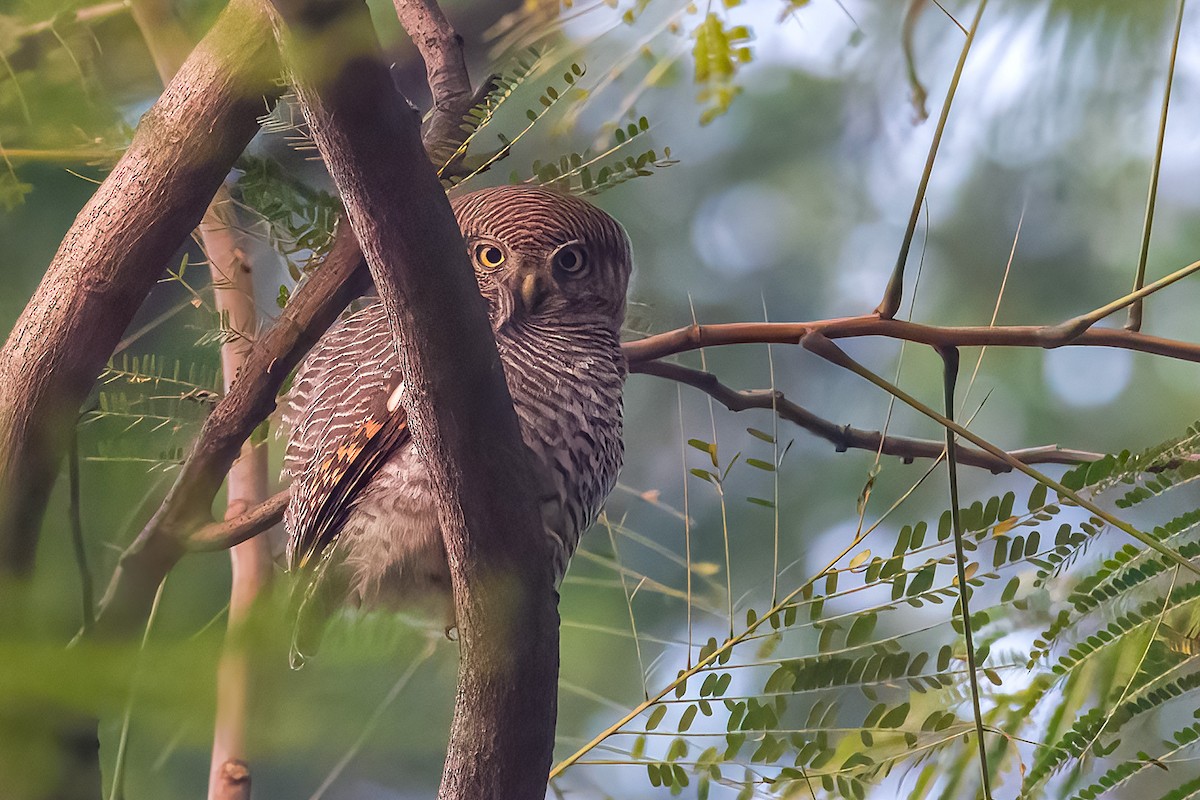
[282,302,411,570]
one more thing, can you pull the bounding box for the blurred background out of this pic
[3,0,1200,797]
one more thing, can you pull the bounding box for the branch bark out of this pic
[0,0,282,578]
[394,0,475,169]
[265,2,557,799]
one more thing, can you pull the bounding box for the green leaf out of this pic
[679,704,698,732]
[647,705,667,730]
[846,613,877,647]
[747,427,775,443]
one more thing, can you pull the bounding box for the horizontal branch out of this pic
[624,315,1200,365]
[635,360,1103,472]
[190,489,289,552]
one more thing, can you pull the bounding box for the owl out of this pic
[282,186,632,625]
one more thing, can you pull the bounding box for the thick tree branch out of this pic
[636,360,1104,472]
[0,0,282,578]
[265,2,556,799]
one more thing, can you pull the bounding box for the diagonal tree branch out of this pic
[0,0,283,580]
[264,4,556,800]
[1126,0,1186,332]
[93,220,370,638]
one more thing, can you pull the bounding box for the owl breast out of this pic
[497,320,627,582]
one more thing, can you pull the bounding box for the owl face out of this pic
[450,186,633,331]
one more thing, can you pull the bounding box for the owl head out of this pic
[450,186,633,331]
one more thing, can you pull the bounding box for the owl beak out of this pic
[518,272,552,314]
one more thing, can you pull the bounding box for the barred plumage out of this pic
[283,186,631,620]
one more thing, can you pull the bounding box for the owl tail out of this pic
[287,552,343,669]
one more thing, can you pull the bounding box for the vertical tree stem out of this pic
[128,5,274,796]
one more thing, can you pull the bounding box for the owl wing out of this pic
[283,301,411,570]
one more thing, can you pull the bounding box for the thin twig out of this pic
[877,0,989,318]
[603,515,649,701]
[1082,566,1179,758]
[677,386,694,668]
[636,360,1105,472]
[1126,0,1186,332]
[799,331,1200,578]
[961,198,1024,414]
[689,297,734,638]
[937,346,993,799]
[68,426,95,633]
[762,297,780,605]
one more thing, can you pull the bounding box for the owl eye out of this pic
[474,243,506,270]
[552,245,588,277]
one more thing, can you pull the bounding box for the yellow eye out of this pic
[475,243,506,270]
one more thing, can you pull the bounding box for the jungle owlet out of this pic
[282,186,632,622]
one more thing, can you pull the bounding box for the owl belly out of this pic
[337,447,454,622]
